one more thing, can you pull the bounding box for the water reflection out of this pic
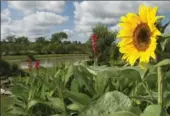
[19,56,87,69]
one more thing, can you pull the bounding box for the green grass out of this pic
[2,54,88,63]
[2,54,87,61]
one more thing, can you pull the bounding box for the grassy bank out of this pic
[2,54,88,62]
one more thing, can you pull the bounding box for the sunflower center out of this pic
[133,23,151,51]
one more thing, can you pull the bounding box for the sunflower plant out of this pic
[117,4,170,116]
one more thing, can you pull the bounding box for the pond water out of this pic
[19,56,88,69]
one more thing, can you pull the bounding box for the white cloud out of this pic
[1,11,68,41]
[110,24,120,32]
[1,8,11,25]
[63,29,73,37]
[73,1,170,38]
[8,1,65,14]
[23,11,68,26]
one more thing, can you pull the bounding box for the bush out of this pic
[0,60,28,78]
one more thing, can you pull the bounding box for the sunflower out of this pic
[117,4,164,66]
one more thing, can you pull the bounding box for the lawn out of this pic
[2,54,88,62]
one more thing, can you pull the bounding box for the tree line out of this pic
[1,32,87,55]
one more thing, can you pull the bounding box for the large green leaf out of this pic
[160,37,170,51]
[73,65,95,95]
[94,73,110,96]
[67,103,84,112]
[120,66,152,80]
[8,106,28,116]
[48,97,66,112]
[64,65,74,86]
[144,73,157,90]
[28,100,41,109]
[64,91,91,106]
[161,21,170,33]
[79,91,132,116]
[70,79,80,92]
[140,105,161,116]
[155,59,170,67]
[110,111,138,116]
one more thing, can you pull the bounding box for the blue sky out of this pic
[1,1,170,43]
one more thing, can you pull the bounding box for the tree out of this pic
[6,35,15,42]
[35,37,46,44]
[15,36,29,44]
[51,32,68,43]
[88,23,118,66]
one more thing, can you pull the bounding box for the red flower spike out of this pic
[34,60,40,71]
[91,34,98,53]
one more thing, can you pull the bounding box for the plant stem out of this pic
[94,55,97,67]
[142,82,154,101]
[157,66,163,116]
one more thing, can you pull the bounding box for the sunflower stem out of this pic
[157,66,163,116]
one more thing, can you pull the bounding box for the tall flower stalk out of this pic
[91,34,98,66]
[157,66,163,115]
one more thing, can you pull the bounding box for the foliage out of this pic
[51,32,68,43]
[0,60,27,78]
[2,59,170,116]
[87,24,118,66]
[1,32,86,55]
[1,10,170,116]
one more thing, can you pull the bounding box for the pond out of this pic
[19,55,88,69]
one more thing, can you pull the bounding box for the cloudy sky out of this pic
[1,1,170,43]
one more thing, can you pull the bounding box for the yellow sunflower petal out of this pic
[117,29,133,38]
[128,51,140,66]
[150,51,156,59]
[119,44,135,53]
[120,13,141,28]
[138,4,148,23]
[118,37,133,47]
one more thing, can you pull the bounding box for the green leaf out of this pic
[154,59,170,67]
[120,66,152,80]
[64,65,73,86]
[48,97,66,112]
[130,107,142,115]
[50,113,68,116]
[119,67,142,81]
[160,37,170,51]
[67,103,83,112]
[27,100,40,109]
[73,65,95,95]
[70,79,79,92]
[113,111,139,116]
[64,91,91,106]
[162,21,170,33]
[94,71,111,96]
[144,73,157,89]
[141,105,161,116]
[8,106,28,115]
[80,91,132,116]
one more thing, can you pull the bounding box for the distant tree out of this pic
[15,36,29,44]
[51,32,68,43]
[6,35,15,42]
[35,37,46,44]
[63,41,71,44]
